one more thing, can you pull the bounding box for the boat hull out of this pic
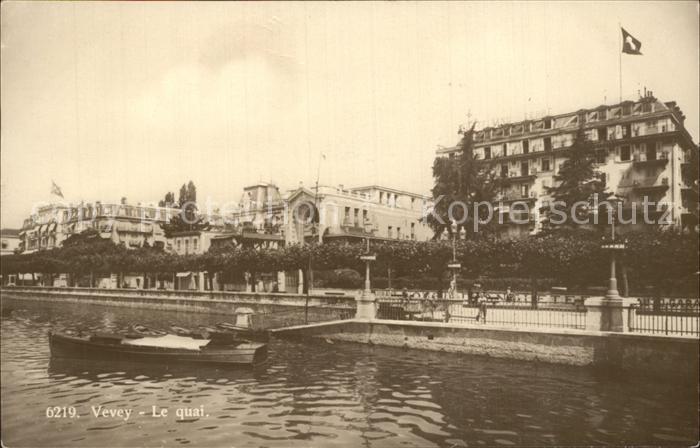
[49,332,267,366]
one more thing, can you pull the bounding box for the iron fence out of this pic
[236,301,356,330]
[254,304,356,330]
[376,295,587,330]
[629,298,700,337]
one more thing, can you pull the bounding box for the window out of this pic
[411,222,415,239]
[397,227,401,239]
[620,145,631,161]
[363,209,368,224]
[344,207,351,224]
[595,149,607,164]
[176,239,181,251]
[387,226,393,238]
[1,240,7,249]
[598,127,606,141]
[520,161,529,177]
[544,118,552,129]
[353,208,359,225]
[522,140,529,154]
[484,147,491,159]
[622,104,631,116]
[544,137,552,152]
[646,144,656,161]
[379,192,384,203]
[193,238,198,251]
[642,102,652,113]
[520,184,530,198]
[185,239,190,254]
[541,158,551,171]
[501,164,508,178]
[598,109,607,120]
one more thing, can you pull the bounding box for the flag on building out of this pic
[51,180,64,198]
[621,27,642,55]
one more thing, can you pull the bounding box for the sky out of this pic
[1,1,698,228]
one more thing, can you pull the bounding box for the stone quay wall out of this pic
[273,319,699,379]
[0,286,355,328]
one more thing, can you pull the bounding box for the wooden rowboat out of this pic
[48,330,267,366]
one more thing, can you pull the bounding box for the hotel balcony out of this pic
[494,195,537,204]
[626,178,670,195]
[497,210,536,224]
[339,223,371,236]
[632,153,669,168]
[496,191,538,204]
[504,174,537,183]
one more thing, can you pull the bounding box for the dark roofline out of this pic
[469,95,691,139]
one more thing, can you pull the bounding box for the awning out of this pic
[176,272,192,278]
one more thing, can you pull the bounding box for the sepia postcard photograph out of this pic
[1,1,698,447]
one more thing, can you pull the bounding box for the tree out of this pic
[178,183,188,209]
[160,180,210,237]
[429,122,499,238]
[540,128,611,231]
[158,192,175,207]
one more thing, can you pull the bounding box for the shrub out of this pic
[313,269,363,289]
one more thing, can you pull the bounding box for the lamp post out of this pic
[360,221,376,293]
[354,221,378,320]
[444,222,465,323]
[602,196,626,300]
[447,221,463,294]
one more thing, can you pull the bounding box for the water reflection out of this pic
[1,297,698,447]
[47,358,267,385]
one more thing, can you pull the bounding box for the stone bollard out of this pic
[355,290,377,320]
[234,307,255,328]
[584,297,639,332]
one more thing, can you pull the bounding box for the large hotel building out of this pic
[18,200,184,254]
[436,93,698,237]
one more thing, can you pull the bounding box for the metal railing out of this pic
[376,295,587,330]
[629,298,700,337]
[254,304,356,330]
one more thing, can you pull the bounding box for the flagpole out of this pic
[618,22,622,102]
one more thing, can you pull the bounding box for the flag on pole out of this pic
[51,180,64,198]
[621,27,642,55]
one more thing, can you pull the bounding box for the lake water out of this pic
[1,297,698,447]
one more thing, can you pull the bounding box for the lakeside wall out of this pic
[273,319,699,378]
[0,286,355,328]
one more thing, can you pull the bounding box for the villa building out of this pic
[18,199,181,253]
[435,92,698,237]
[214,182,433,246]
[284,184,433,245]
